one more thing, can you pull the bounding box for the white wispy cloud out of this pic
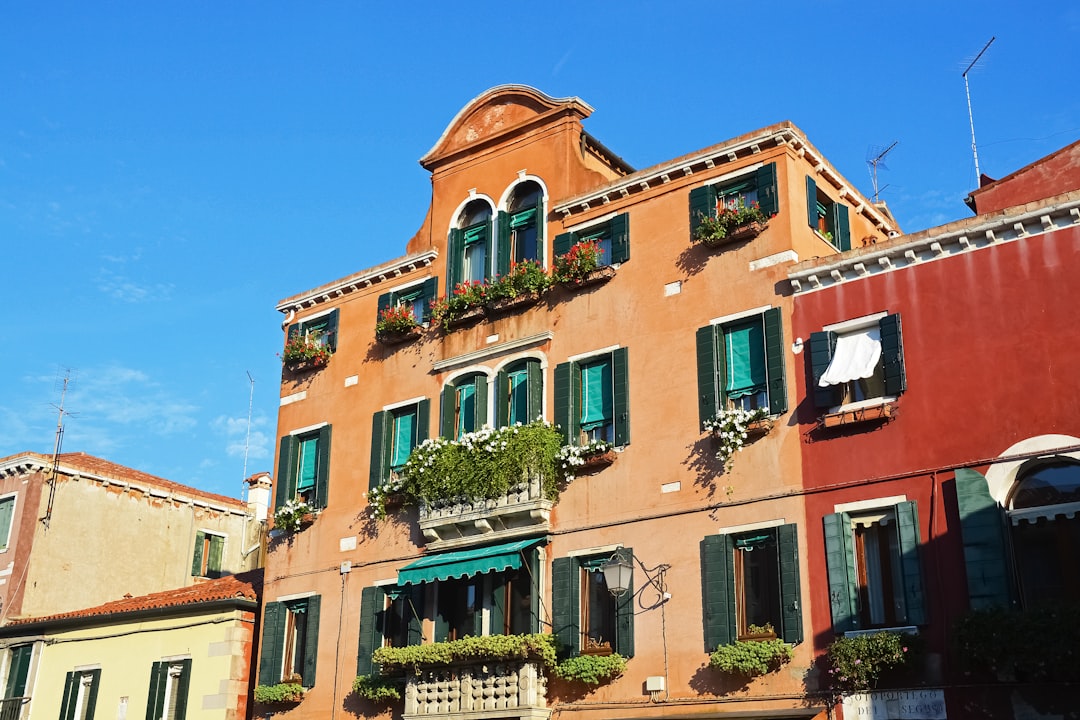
[95,268,173,303]
[213,414,272,460]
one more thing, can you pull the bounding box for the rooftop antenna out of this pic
[42,369,77,530]
[962,36,996,187]
[242,371,255,499]
[866,141,899,203]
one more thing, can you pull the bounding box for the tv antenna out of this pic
[962,36,996,187]
[242,371,255,499]
[866,141,898,203]
[42,369,77,530]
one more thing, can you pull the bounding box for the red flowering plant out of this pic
[280,330,333,368]
[429,281,488,331]
[552,239,605,284]
[693,197,770,244]
[375,304,420,336]
[485,260,552,302]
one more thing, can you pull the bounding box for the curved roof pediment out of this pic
[420,85,592,170]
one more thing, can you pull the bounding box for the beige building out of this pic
[0,452,268,621]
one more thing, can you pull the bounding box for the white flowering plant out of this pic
[703,407,770,471]
[555,439,614,472]
[273,498,315,532]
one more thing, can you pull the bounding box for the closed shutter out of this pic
[831,203,851,251]
[447,228,464,292]
[441,384,456,438]
[191,531,205,576]
[609,213,630,264]
[805,176,817,228]
[85,668,101,720]
[145,661,166,720]
[689,185,718,238]
[614,547,635,657]
[701,534,736,651]
[527,360,543,423]
[207,535,224,578]
[756,163,779,217]
[808,331,839,409]
[553,231,576,258]
[552,362,576,445]
[369,412,388,491]
[60,671,78,720]
[491,572,508,636]
[496,211,511,277]
[173,659,192,720]
[763,307,788,415]
[551,557,579,656]
[6,645,31,698]
[776,524,803,644]
[324,309,340,352]
[879,313,907,395]
[357,586,385,676]
[823,512,858,632]
[259,602,286,686]
[302,596,321,687]
[275,436,298,511]
[696,325,719,425]
[612,348,630,446]
[314,424,332,509]
[895,501,926,625]
[954,468,1013,609]
[406,585,424,645]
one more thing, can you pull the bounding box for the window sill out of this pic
[814,229,837,248]
[376,326,424,346]
[485,290,546,316]
[843,625,918,638]
[580,640,614,656]
[283,357,331,375]
[574,448,617,473]
[558,265,616,291]
[822,400,895,428]
[697,221,766,249]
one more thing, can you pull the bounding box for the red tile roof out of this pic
[8,569,263,626]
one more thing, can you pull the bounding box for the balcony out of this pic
[0,698,28,720]
[419,474,552,551]
[404,661,550,720]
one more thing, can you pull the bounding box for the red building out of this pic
[788,144,1080,719]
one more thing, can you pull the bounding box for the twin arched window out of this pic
[440,359,544,439]
[1008,460,1080,607]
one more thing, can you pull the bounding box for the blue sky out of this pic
[2,1,1077,500]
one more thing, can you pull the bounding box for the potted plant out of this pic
[375,305,422,345]
[709,636,792,677]
[703,407,771,471]
[273,498,315,533]
[693,197,770,248]
[740,622,778,641]
[351,674,403,703]
[485,260,552,313]
[824,631,918,692]
[253,682,305,704]
[429,281,487,331]
[557,440,615,473]
[372,633,557,673]
[553,239,614,288]
[554,653,627,686]
[280,331,333,372]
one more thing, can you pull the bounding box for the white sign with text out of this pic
[842,690,946,720]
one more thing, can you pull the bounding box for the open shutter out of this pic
[553,231,576,258]
[376,291,393,323]
[496,211,511,277]
[553,362,577,445]
[612,348,630,446]
[447,228,464,292]
[701,534,736,651]
[406,586,424,645]
[357,586,385,676]
[491,572,508,635]
[527,360,543,423]
[259,602,286,686]
[609,213,630,264]
[756,163,779,217]
[879,313,907,395]
[302,595,321,687]
[145,662,166,720]
[954,468,1013,609]
[808,331,839,409]
[441,384,456,438]
[696,325,719,425]
[275,436,298,511]
[895,501,926,625]
[689,185,718,238]
[191,531,205,576]
[173,659,192,720]
[494,369,509,428]
[314,424,332,509]
[614,547,635,657]
[535,198,545,256]
[776,524,803,644]
[85,669,101,720]
[434,594,450,643]
[286,323,300,342]
[551,557,580,656]
[0,500,14,549]
[208,535,224,578]
[60,672,78,720]
[369,412,388,491]
[831,203,851,251]
[419,277,438,323]
[417,399,430,443]
[526,547,541,633]
[763,307,788,415]
[474,376,488,430]
[805,176,817,228]
[324,309,340,351]
[823,512,858,632]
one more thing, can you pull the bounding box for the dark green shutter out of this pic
[776,524,803,644]
[763,307,788,415]
[756,163,778,217]
[376,291,392,323]
[955,468,1013,609]
[526,547,541,633]
[357,586,385,676]
[534,198,545,257]
[324,309,339,352]
[369,412,388,491]
[434,593,450,643]
[314,424,332,509]
[416,399,431,443]
[895,501,926,625]
[173,659,192,720]
[420,277,438,323]
[495,369,509,428]
[473,376,488,430]
[805,176,817,228]
[496,211,511,277]
[879,313,906,395]
[191,531,205,576]
[553,231,576,258]
[145,661,166,720]
[302,595,321,687]
[823,512,858,632]
[609,213,630,264]
[85,668,101,720]
[259,602,286,686]
[208,534,224,578]
[286,323,300,341]
[551,557,579,656]
[406,585,424,645]
[5,645,31,698]
[808,331,839,409]
[689,185,718,238]
[696,325,719,425]
[60,671,78,720]
[553,362,577,445]
[832,203,851,251]
[614,547,635,657]
[612,348,630,446]
[526,360,543,423]
[491,572,508,636]
[441,384,456,438]
[701,534,736,651]
[275,436,298,511]
[448,228,464,292]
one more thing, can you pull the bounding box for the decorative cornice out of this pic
[787,192,1080,294]
[276,250,438,314]
[433,332,554,372]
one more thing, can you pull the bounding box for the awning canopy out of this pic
[819,327,881,387]
[397,537,545,586]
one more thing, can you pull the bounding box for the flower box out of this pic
[738,629,778,642]
[576,449,616,471]
[744,417,774,437]
[376,326,423,346]
[700,221,765,248]
[559,265,616,291]
[485,290,543,315]
[443,305,485,330]
[283,356,329,374]
[822,402,893,428]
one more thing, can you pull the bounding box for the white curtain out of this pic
[819,327,882,387]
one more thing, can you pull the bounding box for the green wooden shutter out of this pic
[496,211,511,277]
[302,595,321,687]
[551,557,580,656]
[145,661,166,720]
[612,348,630,446]
[494,368,509,428]
[696,325,719,425]
[954,468,1013,609]
[776,524,803,644]
[553,231,576,258]
[894,501,926,625]
[286,323,300,342]
[357,586,385,676]
[369,412,388,491]
[324,309,340,351]
[689,185,718,238]
[275,436,298,511]
[434,590,450,643]
[6,644,31,697]
[314,424,332,509]
[447,228,464,292]
[191,531,205,576]
[0,498,14,550]
[60,671,78,720]
[756,163,779,217]
[763,307,788,415]
[406,585,424,645]
[491,572,508,635]
[823,512,858,632]
[535,198,545,258]
[701,534,736,651]
[527,547,541,633]
[419,277,438,323]
[805,176,817,228]
[208,535,224,578]
[609,213,630,264]
[259,602,286,686]
[441,384,456,438]
[553,362,577,445]
[416,399,431,444]
[808,331,839,409]
[474,375,488,430]
[85,668,101,720]
[831,203,851,251]
[377,291,393,321]
[173,659,192,720]
[526,360,543,423]
[614,547,635,657]
[879,313,907,395]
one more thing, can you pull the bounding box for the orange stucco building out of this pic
[258,85,894,719]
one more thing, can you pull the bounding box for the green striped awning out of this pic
[397,538,545,586]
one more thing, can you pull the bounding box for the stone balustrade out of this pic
[418,475,552,551]
[403,661,550,720]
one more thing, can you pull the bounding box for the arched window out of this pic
[496,358,543,427]
[1008,460,1080,607]
[441,372,489,439]
[448,200,494,288]
[497,181,544,274]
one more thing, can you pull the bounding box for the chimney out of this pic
[245,472,272,522]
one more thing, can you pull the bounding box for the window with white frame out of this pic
[258,596,321,689]
[1008,460,1080,606]
[449,200,494,288]
[369,399,430,490]
[191,531,224,578]
[696,308,788,424]
[810,313,906,413]
[145,659,191,720]
[0,495,14,552]
[60,668,101,720]
[554,348,630,448]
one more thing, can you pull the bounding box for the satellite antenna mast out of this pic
[963,36,996,187]
[242,371,255,499]
[867,141,899,203]
[42,369,76,530]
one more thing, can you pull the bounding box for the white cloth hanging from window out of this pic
[819,327,882,387]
